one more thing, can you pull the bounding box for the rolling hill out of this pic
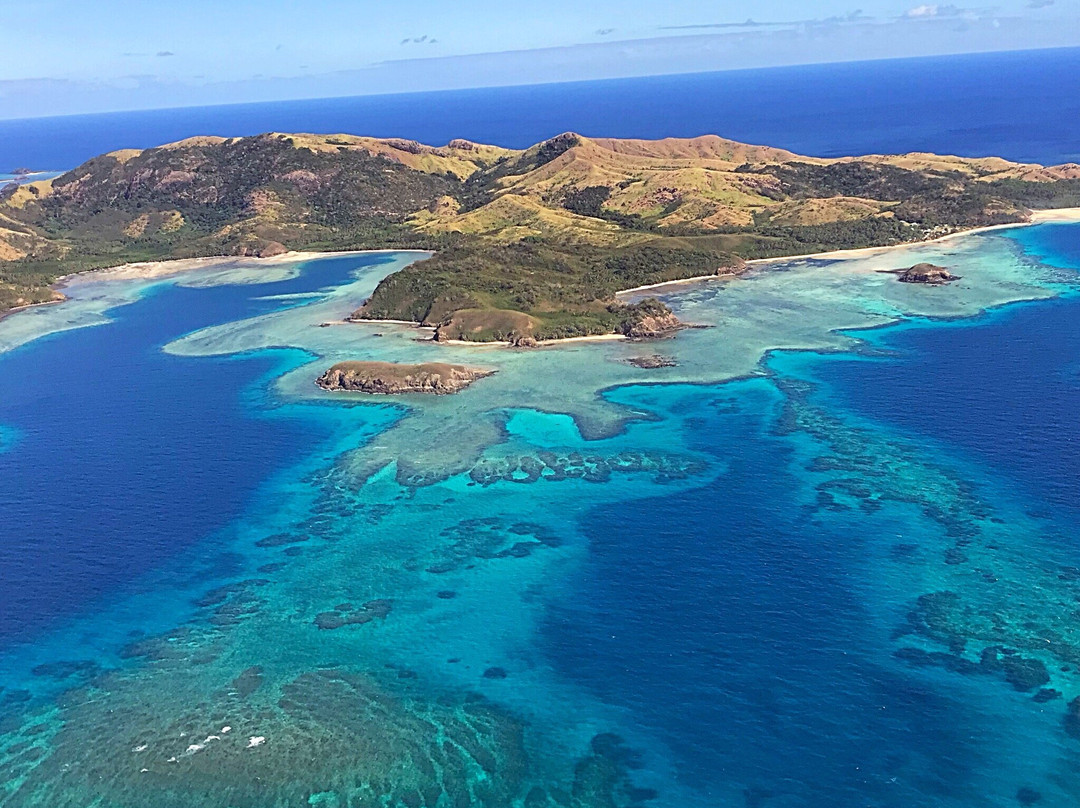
[2,131,1078,339]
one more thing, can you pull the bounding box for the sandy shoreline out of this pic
[0,248,431,331]
[321,317,631,348]
[751,207,1080,265]
[435,332,629,348]
[53,248,431,290]
[615,207,1080,296]
[326,317,630,348]
[0,296,64,326]
[5,207,1079,344]
[42,205,1080,301]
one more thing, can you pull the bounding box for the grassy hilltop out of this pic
[2,131,1079,339]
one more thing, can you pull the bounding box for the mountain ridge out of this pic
[2,130,1079,339]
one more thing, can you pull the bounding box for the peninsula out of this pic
[2,132,1078,340]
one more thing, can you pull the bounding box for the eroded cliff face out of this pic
[614,298,686,339]
[316,361,494,395]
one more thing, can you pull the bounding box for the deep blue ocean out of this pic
[0,255,399,645]
[2,50,1080,807]
[2,47,1080,170]
[552,226,1080,803]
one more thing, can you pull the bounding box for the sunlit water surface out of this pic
[0,225,1079,807]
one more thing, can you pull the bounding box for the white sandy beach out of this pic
[751,206,1080,265]
[615,206,1080,296]
[6,206,1078,345]
[435,332,630,348]
[40,207,1080,299]
[54,248,431,289]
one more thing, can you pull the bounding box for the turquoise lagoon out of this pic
[1,223,1079,807]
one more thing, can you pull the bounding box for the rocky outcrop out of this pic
[227,237,288,258]
[508,333,539,348]
[618,311,685,339]
[619,314,683,339]
[316,361,494,395]
[613,297,685,339]
[720,255,747,275]
[892,263,959,284]
[627,355,677,368]
[429,308,538,344]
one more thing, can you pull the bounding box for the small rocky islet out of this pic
[316,360,494,395]
[626,355,678,369]
[885,262,960,284]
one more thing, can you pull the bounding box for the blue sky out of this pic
[1,0,1078,118]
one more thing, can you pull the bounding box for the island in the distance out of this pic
[2,131,1078,341]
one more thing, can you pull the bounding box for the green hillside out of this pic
[2,131,1079,338]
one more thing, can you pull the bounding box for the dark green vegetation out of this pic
[742,161,1080,228]
[352,240,740,340]
[2,131,1077,337]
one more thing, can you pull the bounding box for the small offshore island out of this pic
[316,360,494,395]
[2,131,1079,344]
[886,262,961,284]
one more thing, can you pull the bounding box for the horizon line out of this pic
[2,44,1077,125]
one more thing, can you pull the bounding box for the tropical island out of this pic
[2,131,1078,340]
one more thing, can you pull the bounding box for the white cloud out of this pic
[3,17,1078,120]
[903,4,985,19]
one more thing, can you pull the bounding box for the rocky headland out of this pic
[316,361,494,395]
[615,300,686,339]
